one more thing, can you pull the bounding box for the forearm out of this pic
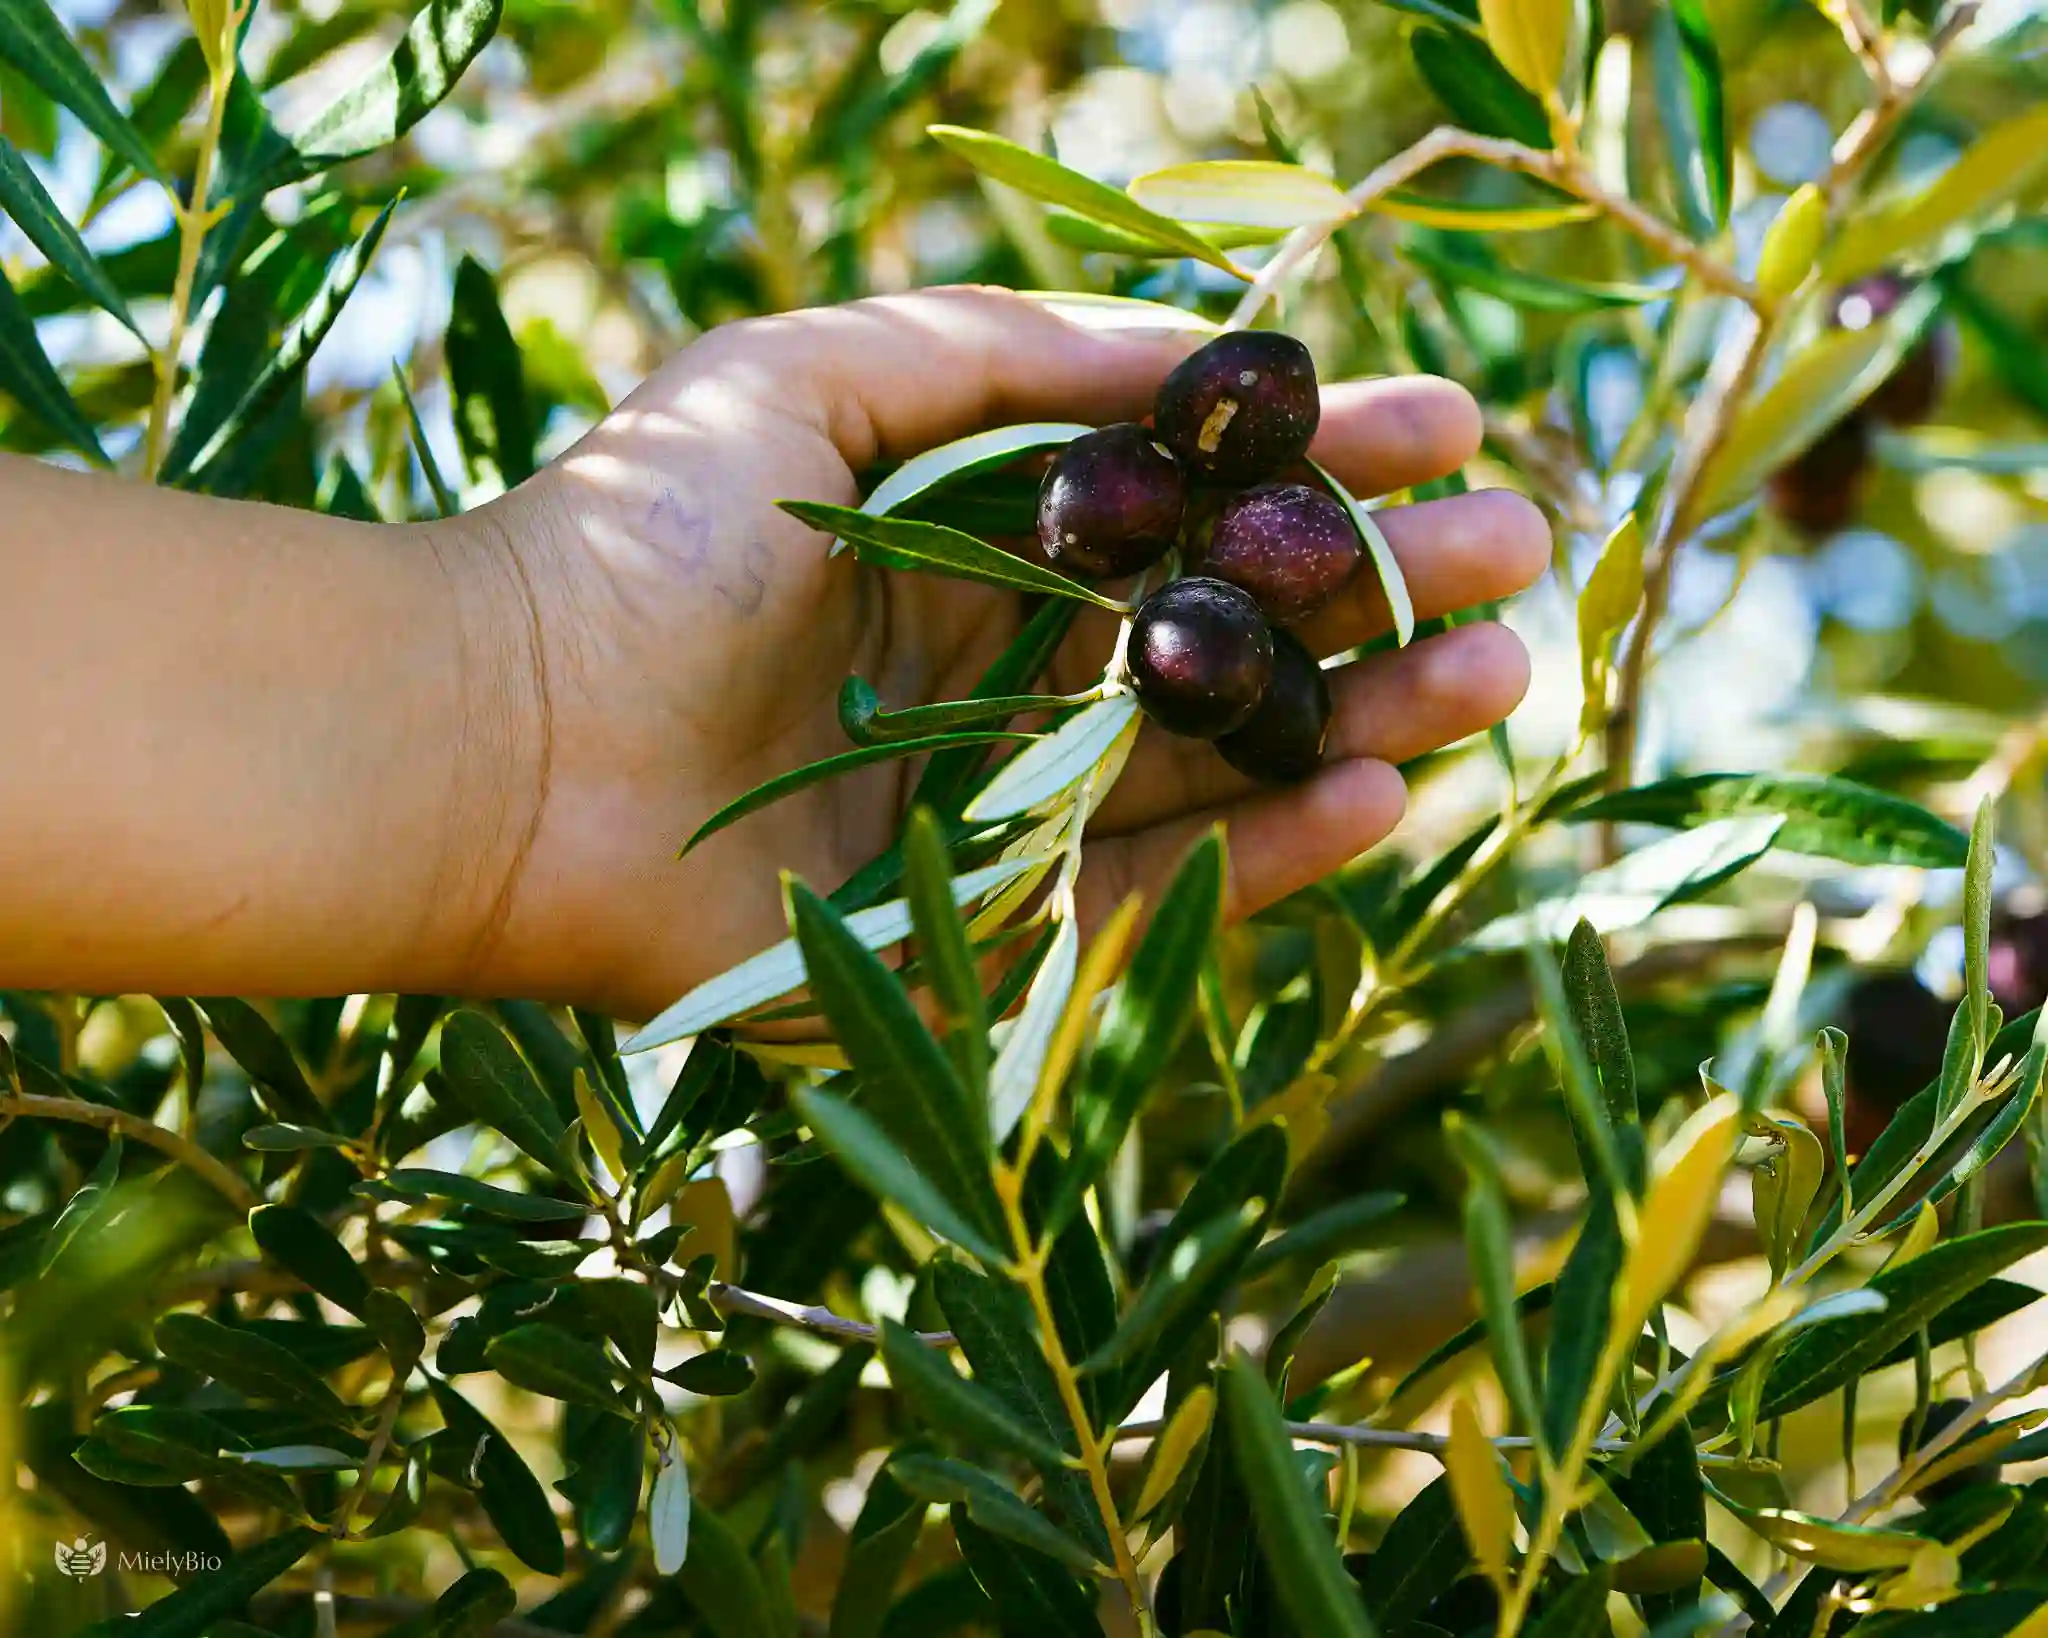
[0,456,538,999]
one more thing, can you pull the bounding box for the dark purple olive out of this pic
[1216,627,1331,784]
[1126,577,1274,739]
[1036,424,1186,579]
[1768,414,1872,538]
[1199,482,1360,625]
[1830,274,1956,426]
[1153,331,1320,484]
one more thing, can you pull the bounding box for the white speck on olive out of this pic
[1238,369,1258,386]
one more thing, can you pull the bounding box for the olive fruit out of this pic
[1126,577,1275,739]
[1899,1398,2003,1504]
[1036,423,1186,579]
[1830,273,1956,427]
[1768,414,1871,538]
[1199,481,1360,625]
[1154,331,1320,484]
[1216,627,1331,784]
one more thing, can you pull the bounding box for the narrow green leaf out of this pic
[780,500,1126,611]
[1568,772,1967,868]
[1083,1202,1263,1377]
[1221,1352,1376,1638]
[840,678,1075,747]
[952,1510,1106,1638]
[683,732,1029,856]
[365,1290,426,1376]
[1927,1048,2045,1211]
[1819,1026,1851,1209]
[1406,237,1669,310]
[882,1320,1070,1471]
[72,1527,320,1638]
[1096,1125,1286,1422]
[486,1322,633,1414]
[447,253,535,489]
[1374,187,1595,233]
[0,0,165,182]
[0,263,108,463]
[434,1010,574,1178]
[1827,103,2048,284]
[672,1504,778,1636]
[0,135,138,333]
[1360,1476,1467,1628]
[1577,514,1644,724]
[650,1447,692,1573]
[890,1453,1103,1573]
[1562,918,1641,1148]
[1614,1428,1707,1624]
[1243,1190,1404,1279]
[354,1168,587,1222]
[1543,1192,1622,1459]
[162,198,397,489]
[789,880,1003,1254]
[857,421,1090,528]
[154,1313,354,1426]
[1692,285,1941,520]
[1527,1568,1614,1636]
[904,807,992,1095]
[795,1088,1006,1266]
[430,1568,516,1638]
[1054,832,1224,1233]
[1410,24,1551,148]
[913,596,1080,818]
[242,1123,353,1153]
[1045,210,1284,256]
[1308,458,1414,646]
[1175,1378,1253,1631]
[1964,798,1997,1061]
[1650,0,1729,238]
[195,997,326,1128]
[626,857,1046,1049]
[828,1462,923,1638]
[1125,160,1349,232]
[962,694,1140,823]
[931,1260,1108,1558]
[928,123,1246,277]
[1267,1261,1341,1391]
[1810,1008,2043,1249]
[1757,1224,2048,1420]
[1529,937,1630,1201]
[429,1377,566,1573]
[391,357,456,515]
[1445,1117,1545,1448]
[249,1204,370,1318]
[270,0,503,185]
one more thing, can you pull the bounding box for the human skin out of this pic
[0,286,1547,1021]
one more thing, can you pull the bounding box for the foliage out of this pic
[4,0,2048,1636]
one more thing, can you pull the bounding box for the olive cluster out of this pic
[1036,331,1360,784]
[1768,272,1957,538]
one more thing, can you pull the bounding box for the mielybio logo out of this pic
[53,1537,105,1579]
[49,1537,224,1579]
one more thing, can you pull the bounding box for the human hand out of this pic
[448,286,1548,1021]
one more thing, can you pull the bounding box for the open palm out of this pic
[474,288,1548,1022]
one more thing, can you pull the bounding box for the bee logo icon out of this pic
[55,1536,107,1578]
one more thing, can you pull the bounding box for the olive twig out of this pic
[1226,128,1759,334]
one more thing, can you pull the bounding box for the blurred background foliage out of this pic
[6,0,2048,1634]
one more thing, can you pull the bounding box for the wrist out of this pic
[399,499,559,1001]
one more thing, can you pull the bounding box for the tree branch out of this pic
[0,1091,258,1212]
[707,1281,953,1347]
[1227,129,1757,332]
